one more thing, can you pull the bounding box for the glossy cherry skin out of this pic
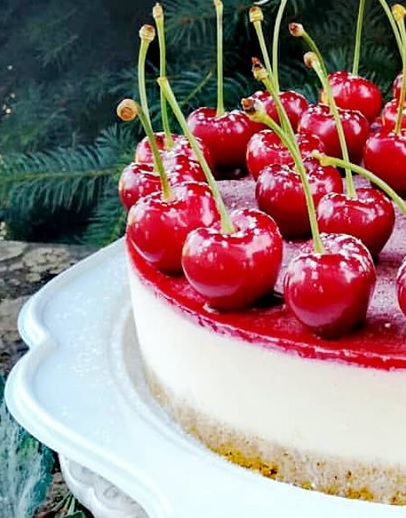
[397,258,406,317]
[118,163,161,211]
[246,130,325,180]
[186,108,259,173]
[162,152,206,183]
[298,103,370,164]
[321,71,382,123]
[135,132,214,171]
[283,233,376,339]
[363,130,406,197]
[317,188,395,258]
[255,158,343,239]
[251,90,309,132]
[181,208,283,311]
[126,182,220,274]
[381,99,406,132]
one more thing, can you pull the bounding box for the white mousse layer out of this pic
[128,264,406,465]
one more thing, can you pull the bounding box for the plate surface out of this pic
[5,239,406,518]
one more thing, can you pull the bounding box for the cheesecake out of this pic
[126,175,406,505]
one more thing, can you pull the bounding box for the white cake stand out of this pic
[5,239,406,518]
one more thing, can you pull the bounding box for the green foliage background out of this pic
[0,0,400,245]
[0,375,55,516]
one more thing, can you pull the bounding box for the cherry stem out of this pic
[138,25,155,128]
[313,152,406,216]
[153,3,175,149]
[393,5,406,135]
[289,24,329,79]
[158,76,235,234]
[305,52,356,199]
[118,99,172,200]
[138,103,172,200]
[214,0,225,117]
[242,98,325,254]
[377,0,403,55]
[272,0,289,94]
[352,0,365,76]
[249,8,274,88]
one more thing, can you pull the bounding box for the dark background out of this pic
[0,0,400,244]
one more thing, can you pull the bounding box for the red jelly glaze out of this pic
[126,176,406,371]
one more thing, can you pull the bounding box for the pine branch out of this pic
[0,147,115,210]
[80,187,126,246]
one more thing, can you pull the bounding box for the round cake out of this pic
[126,176,406,505]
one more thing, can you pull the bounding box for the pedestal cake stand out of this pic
[5,240,406,518]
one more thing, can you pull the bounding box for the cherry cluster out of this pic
[118,0,406,339]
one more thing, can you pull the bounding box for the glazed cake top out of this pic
[127,176,406,371]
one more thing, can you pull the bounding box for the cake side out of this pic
[128,261,406,504]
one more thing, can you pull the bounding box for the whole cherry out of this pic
[182,208,283,310]
[317,188,395,258]
[187,108,259,173]
[363,129,406,197]
[256,157,343,239]
[299,103,370,164]
[321,71,382,124]
[283,233,376,339]
[127,182,220,274]
[251,89,309,132]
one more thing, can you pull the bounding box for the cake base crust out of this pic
[146,368,406,505]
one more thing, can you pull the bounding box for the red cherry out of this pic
[126,182,220,274]
[182,208,283,310]
[186,108,259,173]
[363,129,406,197]
[246,130,325,180]
[317,188,395,258]
[283,233,376,339]
[321,71,382,123]
[251,90,309,132]
[397,258,406,317]
[255,157,343,239]
[381,98,406,132]
[118,163,161,211]
[135,132,214,171]
[299,103,370,164]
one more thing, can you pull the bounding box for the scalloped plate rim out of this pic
[4,239,405,518]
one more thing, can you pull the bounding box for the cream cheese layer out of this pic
[129,265,406,465]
